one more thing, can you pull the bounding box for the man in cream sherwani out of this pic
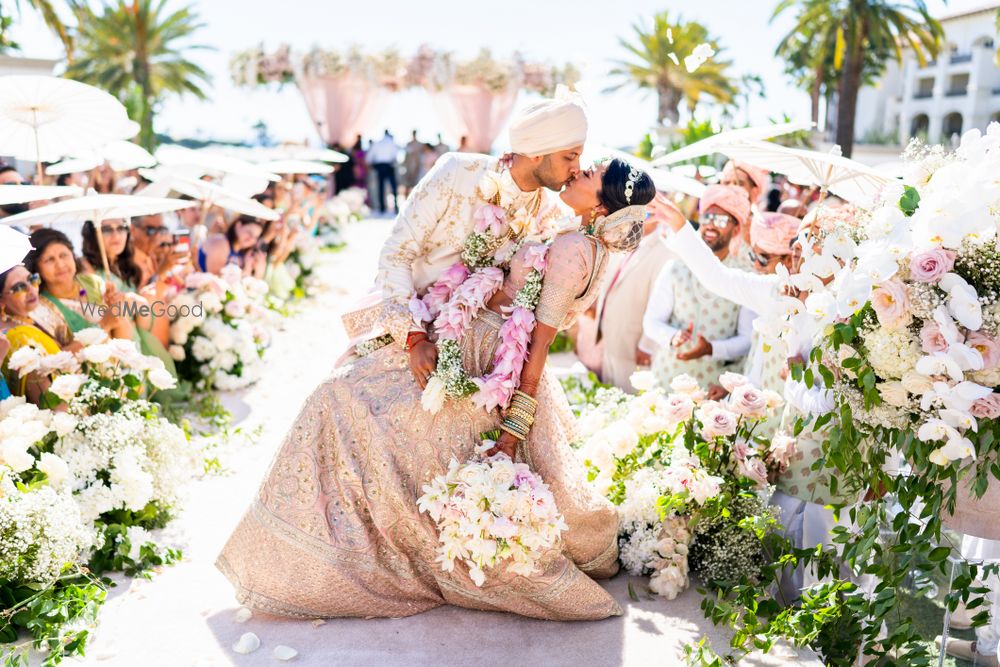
[343,92,588,387]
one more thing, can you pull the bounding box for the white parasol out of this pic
[650,121,815,167]
[277,146,349,163]
[147,174,280,222]
[257,159,334,175]
[0,76,133,176]
[714,141,892,205]
[0,193,196,274]
[46,138,155,176]
[0,184,82,206]
[156,145,280,182]
[0,227,32,274]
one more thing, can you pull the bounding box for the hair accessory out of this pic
[624,166,641,204]
[593,204,647,252]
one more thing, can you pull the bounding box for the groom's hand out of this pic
[409,339,438,389]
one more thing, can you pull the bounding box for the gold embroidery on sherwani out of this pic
[218,236,622,621]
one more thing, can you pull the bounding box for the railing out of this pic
[945,89,968,97]
[913,91,934,99]
[949,53,973,64]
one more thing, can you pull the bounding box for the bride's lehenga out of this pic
[216,233,622,621]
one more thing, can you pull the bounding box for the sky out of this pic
[5,0,989,151]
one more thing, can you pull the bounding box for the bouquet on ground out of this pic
[168,265,276,391]
[574,371,791,599]
[417,436,567,586]
[284,233,322,298]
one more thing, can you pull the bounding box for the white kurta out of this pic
[342,152,564,345]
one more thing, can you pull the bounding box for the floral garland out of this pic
[416,169,549,414]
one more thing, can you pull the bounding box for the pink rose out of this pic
[919,321,950,354]
[768,434,797,469]
[474,204,508,236]
[909,248,956,283]
[664,394,696,427]
[971,393,1000,420]
[730,440,751,460]
[728,384,768,419]
[737,457,769,488]
[871,279,911,330]
[699,407,738,439]
[966,331,1000,370]
[719,372,750,393]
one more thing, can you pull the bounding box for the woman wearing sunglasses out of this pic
[0,266,61,400]
[75,222,178,378]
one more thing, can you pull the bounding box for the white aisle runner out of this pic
[80,219,819,667]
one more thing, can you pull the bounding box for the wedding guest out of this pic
[0,265,61,400]
[332,141,356,192]
[0,335,9,400]
[402,130,424,195]
[132,213,177,283]
[351,134,368,192]
[721,159,769,259]
[368,130,399,214]
[420,142,439,176]
[80,220,177,369]
[595,189,674,391]
[89,163,115,194]
[0,164,29,221]
[25,229,135,344]
[197,215,267,278]
[940,536,1000,666]
[778,199,809,219]
[457,135,470,152]
[642,185,753,394]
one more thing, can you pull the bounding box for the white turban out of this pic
[508,87,587,158]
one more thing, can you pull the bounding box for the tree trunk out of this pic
[131,1,156,151]
[835,46,864,158]
[810,64,823,129]
[656,85,680,127]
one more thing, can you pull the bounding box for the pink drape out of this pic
[432,85,519,153]
[296,75,388,146]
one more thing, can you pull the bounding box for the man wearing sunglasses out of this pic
[642,185,754,397]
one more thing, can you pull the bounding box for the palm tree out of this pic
[66,0,211,150]
[774,0,944,157]
[608,12,737,126]
[0,0,75,56]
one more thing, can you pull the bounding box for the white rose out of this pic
[200,292,223,314]
[421,376,447,414]
[7,345,43,374]
[49,374,87,402]
[81,343,113,365]
[878,381,909,407]
[901,370,934,396]
[73,327,108,346]
[37,452,69,487]
[51,412,78,437]
[148,368,177,391]
[191,336,217,362]
[0,438,34,473]
[211,332,234,352]
[168,345,186,361]
[669,374,702,397]
[478,172,502,201]
[224,299,248,318]
[630,370,657,393]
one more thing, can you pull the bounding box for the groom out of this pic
[343,93,588,387]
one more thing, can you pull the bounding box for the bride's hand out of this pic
[647,193,687,233]
[485,431,519,459]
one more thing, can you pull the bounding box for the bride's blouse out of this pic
[501,232,609,331]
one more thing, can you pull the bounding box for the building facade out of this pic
[854,3,1000,146]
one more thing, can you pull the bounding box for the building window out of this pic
[943,112,963,140]
[947,73,969,96]
[914,77,934,99]
[910,114,930,139]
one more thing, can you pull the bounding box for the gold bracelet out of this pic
[503,414,531,432]
[500,423,527,441]
[506,407,535,423]
[511,389,538,407]
[509,398,537,415]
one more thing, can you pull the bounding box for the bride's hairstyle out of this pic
[599,158,655,211]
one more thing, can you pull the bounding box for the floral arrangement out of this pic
[417,447,567,586]
[417,169,551,414]
[573,371,790,600]
[169,266,276,391]
[316,187,369,249]
[230,44,579,96]
[285,233,322,298]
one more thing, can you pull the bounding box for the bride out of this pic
[217,158,656,621]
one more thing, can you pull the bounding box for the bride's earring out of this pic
[587,207,598,230]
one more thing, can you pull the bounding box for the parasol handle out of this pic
[32,108,43,183]
[93,215,112,278]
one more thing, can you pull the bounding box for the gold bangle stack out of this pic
[501,391,538,441]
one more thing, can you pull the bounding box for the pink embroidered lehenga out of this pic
[216,232,622,621]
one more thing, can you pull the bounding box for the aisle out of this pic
[81,219,819,667]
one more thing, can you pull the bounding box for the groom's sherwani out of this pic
[343,152,565,346]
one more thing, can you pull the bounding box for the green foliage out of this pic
[899,186,921,217]
[608,11,737,126]
[548,331,574,354]
[87,502,180,577]
[0,568,106,666]
[65,0,213,150]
